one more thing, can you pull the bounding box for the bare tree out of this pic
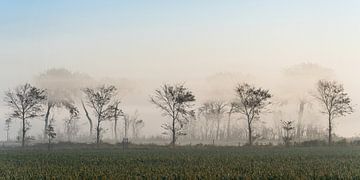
[42,91,73,140]
[35,68,92,140]
[123,114,131,139]
[281,120,295,146]
[150,84,195,147]
[63,103,80,142]
[107,100,122,142]
[314,80,353,145]
[132,119,144,139]
[5,118,12,142]
[46,119,56,151]
[227,102,237,140]
[234,83,272,145]
[83,85,117,144]
[198,101,227,141]
[4,84,46,147]
[128,110,144,139]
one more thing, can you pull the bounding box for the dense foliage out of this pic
[1,146,360,179]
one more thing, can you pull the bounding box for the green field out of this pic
[1,146,360,179]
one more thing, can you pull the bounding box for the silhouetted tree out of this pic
[234,83,272,145]
[4,84,46,147]
[83,85,117,144]
[150,84,195,147]
[314,80,353,145]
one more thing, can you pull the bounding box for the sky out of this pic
[1,0,360,139]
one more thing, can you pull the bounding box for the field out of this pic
[1,145,360,179]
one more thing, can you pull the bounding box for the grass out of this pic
[1,145,360,179]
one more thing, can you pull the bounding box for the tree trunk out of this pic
[171,117,176,147]
[114,116,118,142]
[22,115,25,148]
[247,115,252,146]
[328,114,332,145]
[44,104,52,140]
[82,101,93,136]
[96,119,101,145]
[248,120,252,146]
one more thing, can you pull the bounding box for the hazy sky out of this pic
[1,1,360,139]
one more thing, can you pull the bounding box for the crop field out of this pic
[1,146,360,179]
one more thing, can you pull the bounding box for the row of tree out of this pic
[2,78,353,147]
[150,80,353,146]
[3,84,144,147]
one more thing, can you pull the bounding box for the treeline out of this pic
[149,80,353,147]
[2,77,353,148]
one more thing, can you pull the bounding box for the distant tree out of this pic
[81,100,93,136]
[4,84,46,147]
[83,85,118,144]
[198,101,227,140]
[63,103,80,142]
[4,118,12,141]
[42,90,73,140]
[35,68,92,140]
[281,120,295,146]
[106,100,123,142]
[123,114,131,139]
[227,102,237,140]
[132,119,144,139]
[314,80,353,145]
[234,83,272,146]
[124,111,144,139]
[46,121,56,151]
[150,84,195,147]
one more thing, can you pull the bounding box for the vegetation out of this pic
[314,80,353,145]
[150,84,196,146]
[1,146,360,179]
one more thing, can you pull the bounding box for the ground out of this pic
[1,145,360,179]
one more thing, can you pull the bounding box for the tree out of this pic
[63,103,80,142]
[35,68,93,140]
[107,100,122,142]
[42,90,73,140]
[83,85,118,144]
[46,122,56,151]
[4,84,46,147]
[234,83,272,145]
[227,102,237,140]
[314,80,353,145]
[124,110,144,140]
[150,84,195,146]
[198,101,227,140]
[130,111,144,139]
[81,100,93,136]
[281,120,295,146]
[4,118,12,142]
